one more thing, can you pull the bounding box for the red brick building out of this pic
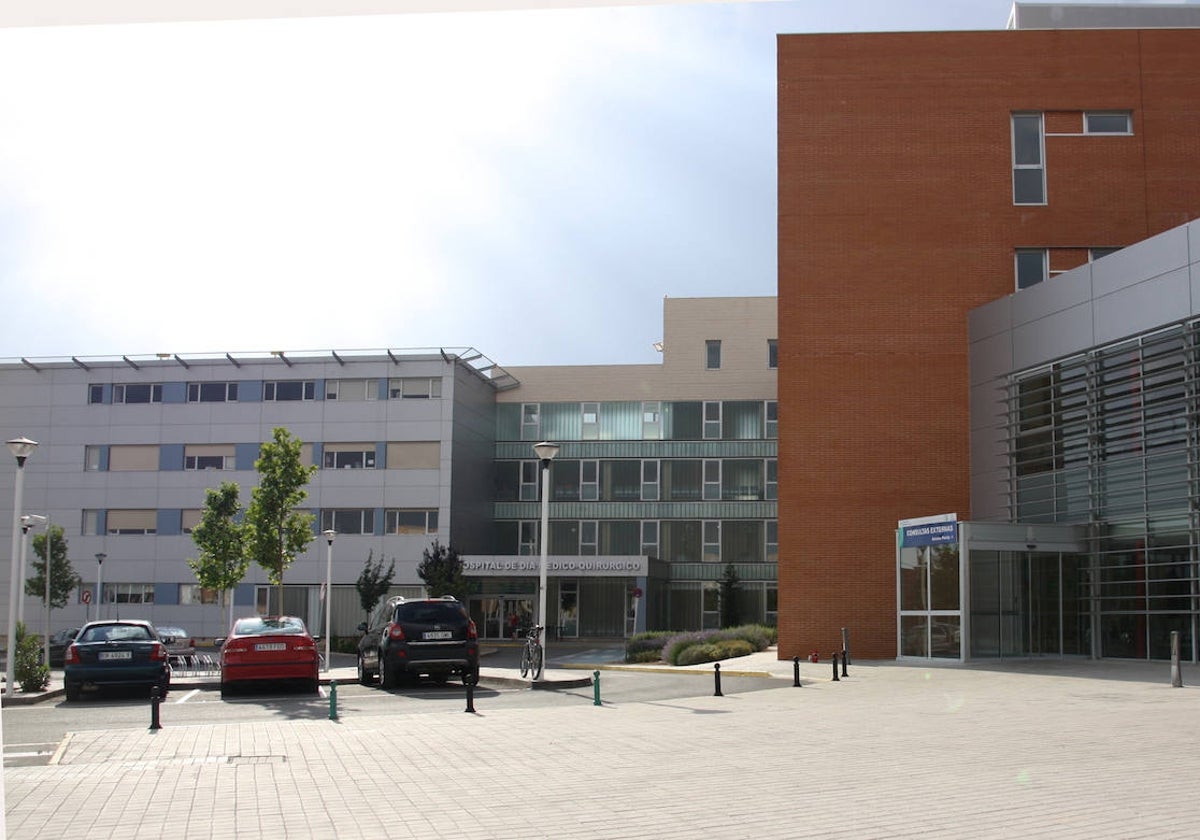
[776,28,1200,660]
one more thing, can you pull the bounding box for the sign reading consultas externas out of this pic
[898,513,958,548]
[462,556,648,578]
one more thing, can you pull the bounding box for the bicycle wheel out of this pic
[520,644,531,678]
[530,644,544,681]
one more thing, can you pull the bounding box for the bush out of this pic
[675,638,754,666]
[625,631,675,663]
[659,625,776,666]
[14,622,49,693]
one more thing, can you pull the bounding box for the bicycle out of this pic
[519,624,544,680]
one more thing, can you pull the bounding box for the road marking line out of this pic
[174,689,201,704]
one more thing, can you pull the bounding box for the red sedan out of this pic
[218,615,320,697]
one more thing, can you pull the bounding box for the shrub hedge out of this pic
[624,624,776,666]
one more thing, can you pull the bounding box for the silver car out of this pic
[157,626,196,663]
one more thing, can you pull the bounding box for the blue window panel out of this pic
[159,443,185,471]
[155,583,179,606]
[157,509,182,536]
[374,508,385,536]
[97,510,108,534]
[232,583,255,606]
[377,378,389,400]
[236,443,261,471]
[314,379,325,400]
[312,443,324,467]
[98,445,111,471]
[238,381,263,403]
[162,382,187,403]
[375,442,387,469]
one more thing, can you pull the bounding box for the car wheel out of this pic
[64,681,81,702]
[357,653,373,686]
[308,679,320,694]
[379,651,397,690]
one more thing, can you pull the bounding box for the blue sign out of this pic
[901,522,958,547]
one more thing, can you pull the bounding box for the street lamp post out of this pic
[42,515,51,670]
[94,553,106,622]
[18,515,46,625]
[322,529,335,673]
[6,436,38,696]
[533,441,559,681]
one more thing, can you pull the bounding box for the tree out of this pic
[26,524,81,610]
[719,562,742,628]
[417,541,469,602]
[356,550,396,622]
[244,427,317,614]
[188,481,250,633]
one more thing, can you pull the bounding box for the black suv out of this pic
[357,596,479,688]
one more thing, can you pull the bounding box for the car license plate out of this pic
[98,651,131,660]
[255,642,286,651]
[423,631,452,640]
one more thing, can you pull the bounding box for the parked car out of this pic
[46,627,81,667]
[156,626,196,663]
[63,620,171,701]
[357,595,479,688]
[217,616,319,697]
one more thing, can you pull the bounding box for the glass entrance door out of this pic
[970,550,1083,658]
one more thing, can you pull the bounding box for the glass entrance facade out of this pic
[968,550,1089,658]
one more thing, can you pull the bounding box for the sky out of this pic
[0,0,1091,367]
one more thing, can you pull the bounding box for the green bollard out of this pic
[328,680,338,720]
[593,670,601,706]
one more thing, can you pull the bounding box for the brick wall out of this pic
[777,29,1200,660]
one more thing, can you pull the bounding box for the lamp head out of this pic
[532,441,560,462]
[95,552,107,565]
[6,436,38,460]
[323,529,336,545]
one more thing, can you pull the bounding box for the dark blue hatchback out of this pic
[63,619,171,701]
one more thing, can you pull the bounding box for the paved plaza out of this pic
[4,654,1199,839]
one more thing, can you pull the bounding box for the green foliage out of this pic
[25,525,81,609]
[719,562,742,628]
[356,550,396,620]
[675,639,754,667]
[14,622,50,693]
[417,541,469,602]
[188,482,249,629]
[625,631,676,663]
[660,625,776,666]
[244,428,317,599]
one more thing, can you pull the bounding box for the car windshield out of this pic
[232,617,307,636]
[395,602,465,623]
[79,624,154,643]
[158,627,186,637]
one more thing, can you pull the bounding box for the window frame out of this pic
[113,383,163,404]
[263,380,316,401]
[1083,111,1132,136]
[1015,248,1049,291]
[705,339,722,370]
[187,382,239,403]
[1011,112,1046,206]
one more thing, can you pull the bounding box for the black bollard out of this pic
[714,662,723,697]
[793,655,802,687]
[150,685,162,730]
[831,652,840,682]
[841,649,849,678]
[465,679,475,713]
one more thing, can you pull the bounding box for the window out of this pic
[388,377,441,399]
[1012,113,1046,205]
[765,401,778,439]
[88,384,104,404]
[1016,248,1049,290]
[642,401,662,440]
[703,521,721,563]
[579,520,598,556]
[321,508,375,535]
[766,521,778,564]
[601,460,641,502]
[187,382,238,402]
[113,383,163,404]
[81,509,101,536]
[1090,247,1122,262]
[662,460,702,501]
[519,521,538,555]
[263,380,315,401]
[766,459,778,501]
[767,339,778,369]
[384,509,438,535]
[641,460,659,501]
[103,583,155,605]
[106,509,157,535]
[181,509,203,534]
[84,446,102,471]
[521,403,540,440]
[386,441,440,469]
[180,584,221,605]
[519,461,539,502]
[581,402,600,440]
[641,520,659,557]
[705,339,722,370]
[581,460,599,501]
[323,444,377,469]
[703,460,721,501]
[1084,111,1131,135]
[703,401,722,439]
[184,444,235,471]
[325,379,376,401]
[108,445,159,471]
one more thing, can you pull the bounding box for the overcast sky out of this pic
[0,1,1052,367]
